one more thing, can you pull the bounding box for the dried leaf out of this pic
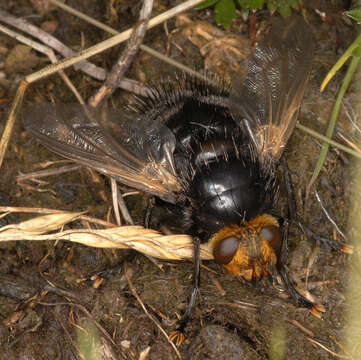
[5,45,40,74]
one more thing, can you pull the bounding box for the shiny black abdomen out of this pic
[189,157,266,236]
[165,99,275,239]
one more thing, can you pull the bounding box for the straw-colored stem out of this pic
[0,80,27,167]
[49,0,210,81]
[26,0,205,84]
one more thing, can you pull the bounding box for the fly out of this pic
[23,16,347,341]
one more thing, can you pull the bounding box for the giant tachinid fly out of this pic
[24,15,339,339]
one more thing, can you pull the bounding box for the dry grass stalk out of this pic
[0,212,213,261]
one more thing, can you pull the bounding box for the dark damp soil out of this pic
[0,0,360,359]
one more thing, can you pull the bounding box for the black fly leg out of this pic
[282,158,352,254]
[277,220,325,316]
[278,157,326,317]
[179,236,201,330]
[144,196,155,228]
[298,223,352,254]
[282,156,297,220]
[170,236,201,345]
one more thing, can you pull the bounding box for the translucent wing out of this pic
[23,104,182,203]
[229,16,315,161]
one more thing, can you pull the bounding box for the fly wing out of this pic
[23,104,182,203]
[229,16,315,162]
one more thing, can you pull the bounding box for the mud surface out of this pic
[0,1,360,359]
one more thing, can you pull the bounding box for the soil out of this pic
[0,1,360,359]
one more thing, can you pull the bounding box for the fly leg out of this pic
[144,196,156,228]
[170,236,201,345]
[282,158,352,253]
[278,157,326,317]
[298,224,352,253]
[282,156,297,219]
[277,219,325,317]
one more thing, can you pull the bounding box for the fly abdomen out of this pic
[193,139,238,167]
[189,156,270,238]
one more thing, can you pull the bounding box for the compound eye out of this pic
[260,226,281,252]
[213,236,240,264]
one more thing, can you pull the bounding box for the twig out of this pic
[15,0,207,85]
[0,9,147,95]
[338,132,361,154]
[315,190,347,240]
[0,0,207,170]
[286,319,314,338]
[49,0,209,82]
[212,300,258,310]
[80,216,116,228]
[116,185,134,225]
[124,263,182,360]
[305,240,319,290]
[296,123,361,160]
[16,165,81,182]
[111,178,121,226]
[210,276,226,296]
[89,0,153,107]
[307,337,352,359]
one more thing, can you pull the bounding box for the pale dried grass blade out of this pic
[0,211,85,235]
[0,218,213,261]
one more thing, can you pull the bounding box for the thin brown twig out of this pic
[0,9,147,95]
[111,178,121,226]
[124,263,182,360]
[89,0,153,107]
[305,240,319,290]
[212,300,258,310]
[210,275,226,296]
[286,319,314,338]
[0,23,85,103]
[2,0,207,87]
[330,336,353,359]
[307,337,352,359]
[17,163,134,227]
[338,132,361,153]
[16,165,81,182]
[49,0,208,82]
[200,263,218,275]
[80,215,116,228]
[116,186,134,225]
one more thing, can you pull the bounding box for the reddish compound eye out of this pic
[213,236,240,264]
[260,226,281,253]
